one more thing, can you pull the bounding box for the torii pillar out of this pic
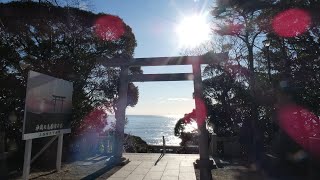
[114,66,129,160]
[193,62,213,180]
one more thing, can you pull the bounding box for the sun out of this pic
[175,14,211,48]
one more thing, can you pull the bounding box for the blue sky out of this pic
[1,0,215,116]
[90,0,214,116]
[92,0,211,58]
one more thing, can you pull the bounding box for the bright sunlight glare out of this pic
[184,121,198,133]
[175,14,211,48]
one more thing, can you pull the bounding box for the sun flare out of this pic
[184,121,198,133]
[175,14,211,48]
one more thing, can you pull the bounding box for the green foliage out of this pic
[179,132,198,147]
[203,63,251,137]
[0,1,139,141]
[174,117,198,146]
[98,143,104,154]
[124,134,149,153]
[207,0,320,147]
[174,118,185,137]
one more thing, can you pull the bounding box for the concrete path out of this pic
[109,153,198,180]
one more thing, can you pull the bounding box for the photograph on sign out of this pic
[23,71,73,140]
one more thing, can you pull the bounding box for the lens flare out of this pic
[184,98,207,126]
[272,9,311,37]
[94,15,125,41]
[278,104,320,157]
[77,107,108,134]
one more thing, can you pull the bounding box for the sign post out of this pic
[22,140,32,180]
[22,71,73,179]
[56,134,63,171]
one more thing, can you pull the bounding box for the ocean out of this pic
[124,115,182,146]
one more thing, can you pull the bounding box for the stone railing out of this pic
[210,135,242,157]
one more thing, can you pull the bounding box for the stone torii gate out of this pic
[98,52,228,180]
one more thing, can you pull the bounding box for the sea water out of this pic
[106,115,182,145]
[124,115,182,146]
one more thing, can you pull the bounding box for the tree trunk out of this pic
[248,44,259,163]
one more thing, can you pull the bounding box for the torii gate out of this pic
[98,52,228,180]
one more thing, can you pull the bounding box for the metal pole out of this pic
[162,136,166,154]
[114,66,129,160]
[192,63,213,180]
[22,139,32,180]
[56,134,63,171]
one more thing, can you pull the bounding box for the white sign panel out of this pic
[22,71,73,140]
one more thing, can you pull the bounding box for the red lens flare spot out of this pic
[278,104,320,157]
[184,98,207,126]
[272,9,311,37]
[94,15,125,41]
[195,97,207,126]
[184,109,196,124]
[77,107,108,134]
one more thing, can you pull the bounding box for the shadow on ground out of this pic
[195,158,265,180]
[10,154,123,180]
[154,153,165,166]
[194,156,320,180]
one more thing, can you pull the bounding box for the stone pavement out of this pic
[109,153,198,180]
